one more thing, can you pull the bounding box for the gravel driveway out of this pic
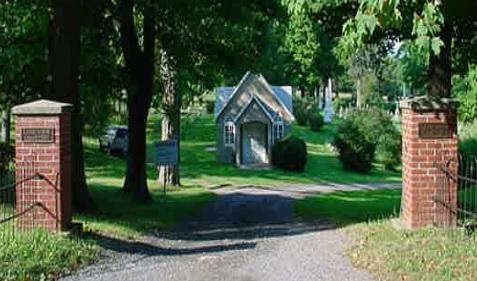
[62,185,384,281]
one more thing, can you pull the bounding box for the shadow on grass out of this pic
[152,192,337,242]
[76,183,216,238]
[89,232,257,258]
[295,188,402,227]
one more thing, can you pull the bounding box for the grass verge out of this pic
[347,221,477,281]
[294,188,477,281]
[0,230,98,281]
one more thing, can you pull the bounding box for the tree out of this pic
[283,12,321,96]
[48,0,94,212]
[342,0,477,98]
[278,0,358,105]
[454,64,477,123]
[117,0,155,201]
[0,0,48,143]
[155,0,275,186]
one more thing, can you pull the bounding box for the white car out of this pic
[99,126,128,155]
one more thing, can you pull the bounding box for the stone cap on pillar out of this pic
[399,96,458,111]
[12,99,73,115]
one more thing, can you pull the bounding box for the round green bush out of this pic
[272,136,307,171]
[309,111,324,132]
[334,117,376,173]
[333,108,401,173]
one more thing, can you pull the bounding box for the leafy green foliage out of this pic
[283,13,321,90]
[454,65,477,123]
[334,112,376,173]
[376,127,401,171]
[0,0,48,107]
[334,108,401,173]
[280,0,348,91]
[272,135,307,172]
[309,110,324,132]
[458,120,477,161]
[0,230,98,281]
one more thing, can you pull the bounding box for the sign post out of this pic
[155,139,178,197]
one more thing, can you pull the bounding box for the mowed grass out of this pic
[77,137,216,238]
[294,188,402,225]
[347,221,477,281]
[293,188,477,281]
[77,112,400,236]
[178,114,401,187]
[0,230,98,281]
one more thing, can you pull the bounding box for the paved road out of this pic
[63,185,386,281]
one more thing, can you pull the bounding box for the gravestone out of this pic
[323,78,334,123]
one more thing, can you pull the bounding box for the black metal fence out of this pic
[0,160,44,240]
[434,157,477,239]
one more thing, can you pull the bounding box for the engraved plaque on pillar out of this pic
[418,123,451,139]
[21,128,55,143]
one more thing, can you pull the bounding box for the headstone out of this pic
[323,78,334,123]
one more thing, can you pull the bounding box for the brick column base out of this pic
[12,100,73,232]
[400,96,458,229]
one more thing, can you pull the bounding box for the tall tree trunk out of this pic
[49,0,94,212]
[118,0,155,201]
[158,51,180,186]
[0,108,10,144]
[427,21,452,98]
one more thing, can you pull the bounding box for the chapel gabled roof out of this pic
[214,72,294,121]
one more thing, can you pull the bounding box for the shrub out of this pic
[205,100,215,114]
[293,98,312,126]
[334,108,401,173]
[309,111,324,132]
[376,129,401,171]
[272,135,307,171]
[334,114,376,173]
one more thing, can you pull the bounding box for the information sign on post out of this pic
[155,139,178,197]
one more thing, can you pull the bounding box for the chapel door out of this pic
[242,122,267,165]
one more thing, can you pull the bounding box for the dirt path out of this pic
[62,184,390,281]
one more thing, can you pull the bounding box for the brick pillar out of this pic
[400,97,458,229]
[12,100,73,232]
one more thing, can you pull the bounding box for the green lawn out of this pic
[294,188,402,225]
[293,187,477,281]
[77,137,216,238]
[178,114,401,187]
[77,113,400,237]
[348,221,477,281]
[0,230,98,281]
